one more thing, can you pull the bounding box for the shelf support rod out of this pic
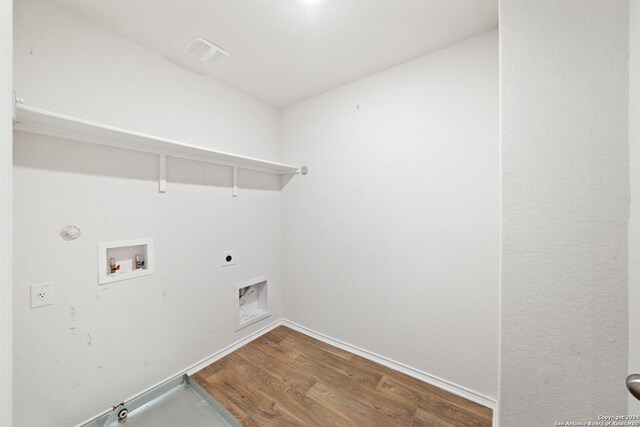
[232,166,238,197]
[159,154,167,193]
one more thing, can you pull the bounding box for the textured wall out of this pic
[629,0,640,416]
[0,0,12,425]
[13,1,283,426]
[500,0,629,424]
[281,31,499,400]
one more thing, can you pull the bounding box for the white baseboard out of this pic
[185,318,284,375]
[76,317,499,427]
[74,318,285,427]
[282,319,498,426]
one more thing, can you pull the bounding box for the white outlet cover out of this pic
[222,250,236,266]
[30,281,54,308]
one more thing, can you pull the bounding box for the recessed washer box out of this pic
[98,238,154,285]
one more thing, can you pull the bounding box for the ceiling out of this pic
[45,0,498,107]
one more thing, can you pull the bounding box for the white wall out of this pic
[630,0,640,416]
[281,30,499,400]
[13,1,284,426]
[500,0,629,425]
[14,0,280,161]
[0,0,12,426]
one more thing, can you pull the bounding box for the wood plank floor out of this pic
[193,326,492,427]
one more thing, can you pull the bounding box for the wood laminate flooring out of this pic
[193,326,492,427]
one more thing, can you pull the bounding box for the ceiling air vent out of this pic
[185,37,229,65]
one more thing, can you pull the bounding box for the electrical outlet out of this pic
[30,282,54,308]
[222,250,236,267]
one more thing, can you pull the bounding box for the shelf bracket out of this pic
[159,154,167,193]
[12,92,23,124]
[232,166,238,197]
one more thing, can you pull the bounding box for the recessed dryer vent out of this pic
[235,277,270,331]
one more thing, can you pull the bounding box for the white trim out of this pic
[14,103,300,175]
[496,8,504,427]
[282,320,498,415]
[74,318,498,427]
[185,318,280,376]
[73,318,285,427]
[0,0,12,424]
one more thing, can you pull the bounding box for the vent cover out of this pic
[185,37,229,65]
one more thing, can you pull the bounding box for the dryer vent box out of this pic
[235,277,270,331]
[185,37,229,65]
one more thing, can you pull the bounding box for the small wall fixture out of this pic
[60,225,81,241]
[98,238,154,285]
[185,37,229,65]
